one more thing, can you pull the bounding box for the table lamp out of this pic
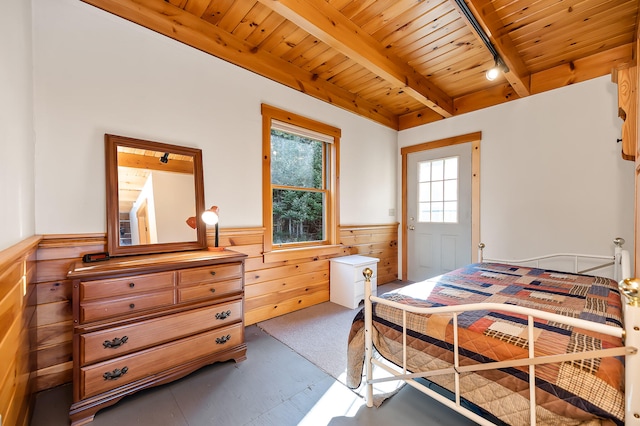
[201,205,223,251]
[185,205,223,251]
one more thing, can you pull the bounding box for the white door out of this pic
[407,143,472,281]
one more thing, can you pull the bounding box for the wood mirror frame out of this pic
[105,134,207,256]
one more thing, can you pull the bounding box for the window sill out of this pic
[263,245,343,263]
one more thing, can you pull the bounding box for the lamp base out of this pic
[207,246,225,252]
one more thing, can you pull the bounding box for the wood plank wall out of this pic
[34,234,106,392]
[0,236,39,426]
[238,224,399,325]
[6,224,397,395]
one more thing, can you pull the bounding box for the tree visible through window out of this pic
[271,129,325,244]
[262,104,339,252]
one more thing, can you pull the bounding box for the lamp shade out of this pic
[201,206,219,225]
[185,216,197,229]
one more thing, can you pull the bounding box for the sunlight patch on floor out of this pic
[298,381,365,425]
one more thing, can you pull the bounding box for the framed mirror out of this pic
[105,134,207,256]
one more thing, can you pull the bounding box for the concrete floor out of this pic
[31,325,480,426]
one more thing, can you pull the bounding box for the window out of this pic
[262,105,339,253]
[418,156,458,223]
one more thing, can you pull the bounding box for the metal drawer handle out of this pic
[215,334,231,344]
[129,282,135,288]
[129,303,135,309]
[103,336,129,349]
[210,288,216,293]
[103,366,128,380]
[210,271,216,276]
[215,310,232,320]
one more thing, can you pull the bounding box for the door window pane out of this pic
[418,202,430,222]
[444,180,457,201]
[431,181,443,201]
[419,162,431,181]
[444,201,457,222]
[431,202,444,222]
[417,156,458,223]
[431,160,444,180]
[444,157,458,180]
[419,182,430,201]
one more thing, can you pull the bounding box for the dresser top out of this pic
[68,249,247,280]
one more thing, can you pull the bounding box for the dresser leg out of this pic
[69,394,125,426]
[69,406,97,426]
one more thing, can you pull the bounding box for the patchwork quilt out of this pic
[347,263,625,425]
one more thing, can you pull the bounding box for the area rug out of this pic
[257,281,408,406]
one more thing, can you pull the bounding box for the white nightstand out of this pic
[330,255,380,309]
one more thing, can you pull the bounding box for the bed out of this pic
[347,239,640,425]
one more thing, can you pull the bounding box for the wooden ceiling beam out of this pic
[399,43,634,130]
[117,153,194,174]
[449,0,531,98]
[256,0,454,118]
[80,0,399,129]
[531,43,633,94]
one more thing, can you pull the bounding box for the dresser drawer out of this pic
[178,263,242,286]
[80,290,175,323]
[79,300,243,365]
[80,271,174,301]
[79,323,243,399]
[178,278,243,303]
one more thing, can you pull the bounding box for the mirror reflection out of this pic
[105,134,206,257]
[117,147,197,245]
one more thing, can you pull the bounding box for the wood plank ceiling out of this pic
[117,148,194,212]
[81,0,638,130]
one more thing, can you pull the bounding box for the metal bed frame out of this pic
[361,238,640,425]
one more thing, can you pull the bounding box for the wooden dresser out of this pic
[67,250,247,425]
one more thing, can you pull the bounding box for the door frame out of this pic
[136,200,150,245]
[401,132,482,281]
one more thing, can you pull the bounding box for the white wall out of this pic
[24,0,636,272]
[31,0,397,236]
[152,172,198,243]
[399,76,635,268]
[0,0,35,251]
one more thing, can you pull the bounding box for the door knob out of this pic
[408,225,415,230]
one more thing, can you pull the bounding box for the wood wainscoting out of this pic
[0,236,39,426]
[34,234,107,393]
[241,224,399,325]
[13,223,397,394]
[338,224,398,285]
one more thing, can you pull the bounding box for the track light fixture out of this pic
[160,152,169,164]
[485,66,500,81]
[453,0,509,82]
[486,57,509,81]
